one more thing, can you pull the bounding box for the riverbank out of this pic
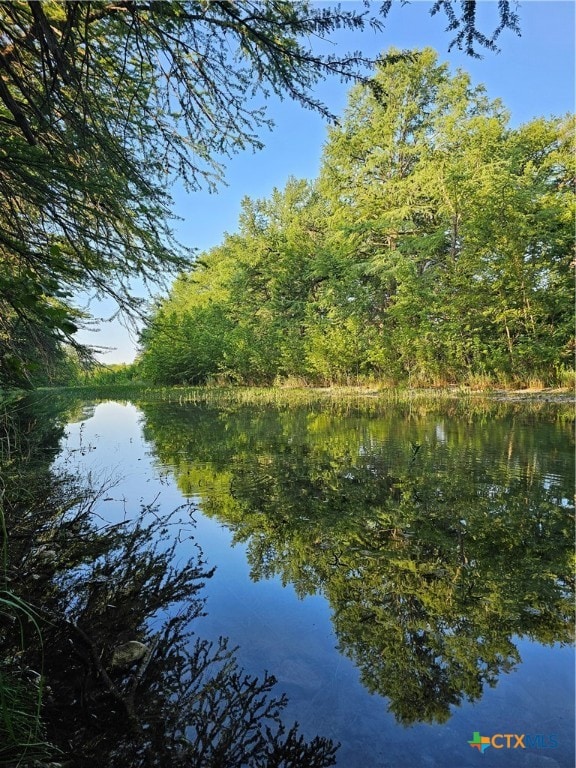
[475,387,574,403]
[16,382,573,402]
[341,386,574,404]
[3,384,573,416]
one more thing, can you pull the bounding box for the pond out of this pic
[1,391,574,767]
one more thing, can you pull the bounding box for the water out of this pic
[52,395,574,768]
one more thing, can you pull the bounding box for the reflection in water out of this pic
[139,400,574,728]
[0,396,337,767]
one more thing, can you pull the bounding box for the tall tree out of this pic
[317,48,502,381]
[140,47,573,387]
[318,50,574,383]
[0,1,520,387]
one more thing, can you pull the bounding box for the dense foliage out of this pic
[139,50,574,387]
[0,1,520,389]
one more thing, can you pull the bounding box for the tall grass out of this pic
[0,669,50,766]
[0,519,53,765]
[0,405,55,766]
[41,383,574,425]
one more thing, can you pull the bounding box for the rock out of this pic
[110,641,149,669]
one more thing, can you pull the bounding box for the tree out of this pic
[317,50,574,383]
[140,45,573,387]
[450,115,575,379]
[140,180,333,384]
[0,1,520,387]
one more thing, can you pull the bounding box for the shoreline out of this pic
[339,387,575,404]
[21,383,573,407]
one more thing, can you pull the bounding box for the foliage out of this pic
[139,50,574,387]
[0,1,520,389]
[82,363,141,386]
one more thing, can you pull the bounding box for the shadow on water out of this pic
[137,398,574,728]
[0,394,337,767]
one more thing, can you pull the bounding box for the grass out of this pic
[0,668,52,767]
[43,382,464,408]
[33,382,573,427]
[49,359,575,401]
[556,365,576,390]
[0,419,55,766]
[0,573,54,767]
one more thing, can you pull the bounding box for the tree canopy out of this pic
[139,49,574,387]
[0,1,521,388]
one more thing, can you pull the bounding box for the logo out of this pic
[468,732,491,753]
[468,732,558,753]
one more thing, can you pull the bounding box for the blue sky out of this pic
[78,0,575,363]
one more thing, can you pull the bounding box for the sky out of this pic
[76,0,576,364]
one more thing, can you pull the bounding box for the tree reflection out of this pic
[141,400,574,726]
[0,395,337,767]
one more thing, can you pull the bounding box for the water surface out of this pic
[56,395,574,768]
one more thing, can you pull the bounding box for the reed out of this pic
[0,405,55,766]
[0,534,54,766]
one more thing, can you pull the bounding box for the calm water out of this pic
[52,396,574,767]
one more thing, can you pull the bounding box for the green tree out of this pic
[318,49,574,383]
[140,179,332,384]
[140,47,573,387]
[452,115,575,379]
[0,2,520,388]
[319,49,491,381]
[139,242,238,384]
[225,181,332,382]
